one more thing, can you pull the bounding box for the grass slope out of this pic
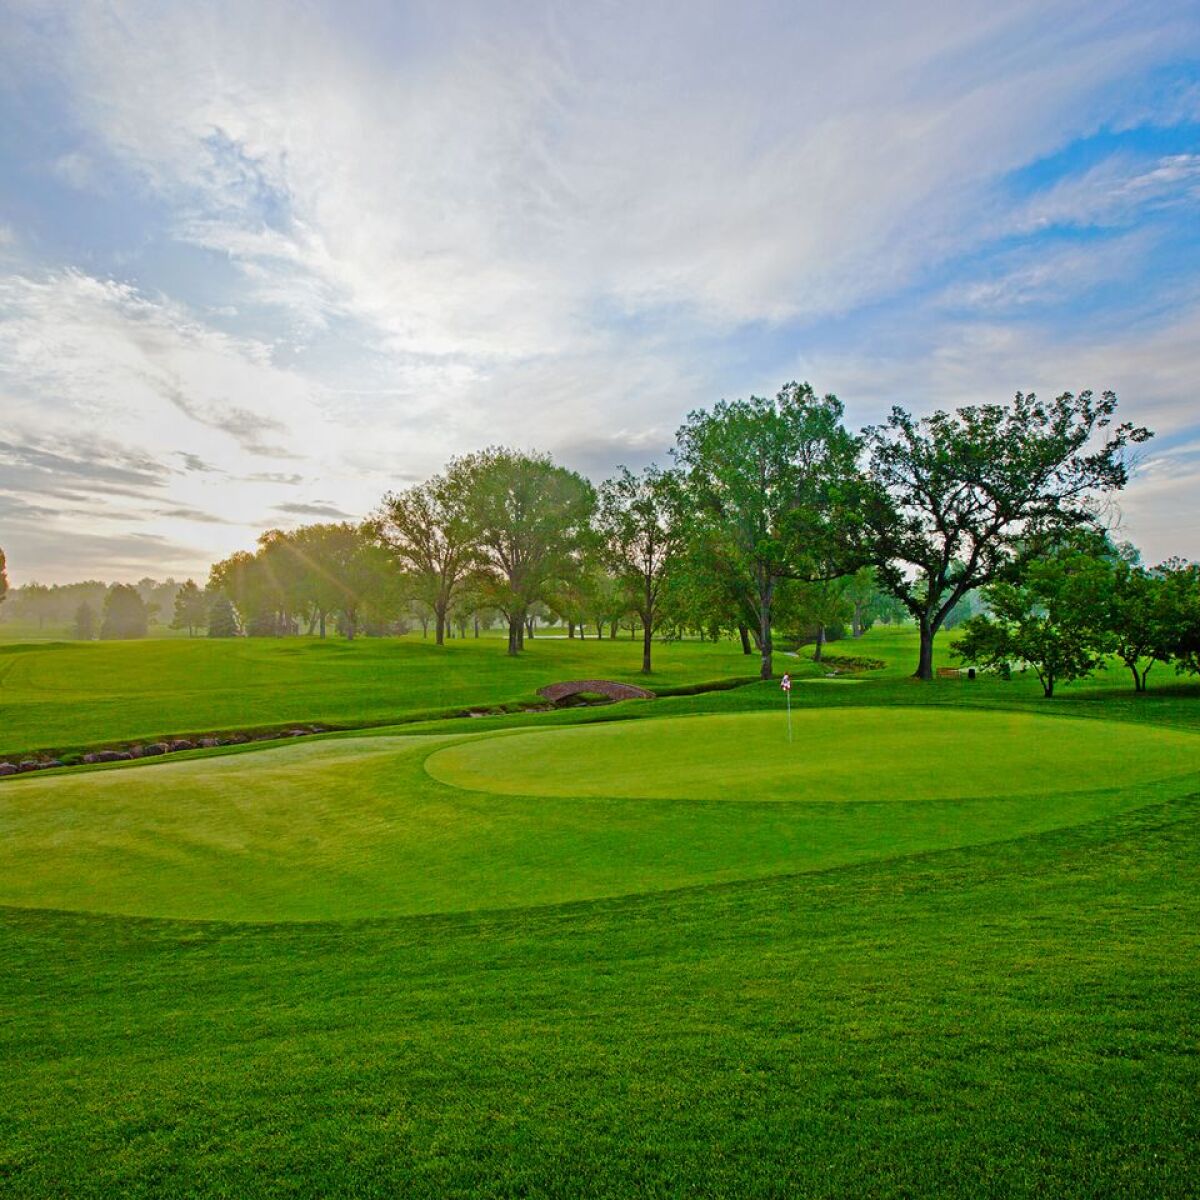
[4,708,1198,921]
[0,633,752,757]
[1,797,1196,1197]
[1,625,1198,1195]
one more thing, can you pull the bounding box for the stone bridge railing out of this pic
[537,679,656,706]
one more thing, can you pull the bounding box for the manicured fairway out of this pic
[3,708,1198,921]
[2,628,1198,1196]
[1,796,1196,1198]
[426,708,1200,801]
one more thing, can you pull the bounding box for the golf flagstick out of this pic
[781,673,792,742]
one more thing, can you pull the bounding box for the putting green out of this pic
[426,708,1200,802]
[2,709,1198,921]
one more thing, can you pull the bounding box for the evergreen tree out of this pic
[73,601,96,640]
[100,584,149,640]
[207,594,241,638]
[171,580,209,636]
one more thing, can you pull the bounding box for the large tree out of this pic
[451,448,596,655]
[864,390,1151,680]
[674,381,865,680]
[597,465,685,674]
[0,548,7,611]
[373,476,476,646]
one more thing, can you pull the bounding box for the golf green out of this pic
[426,707,1200,801]
[4,708,1198,922]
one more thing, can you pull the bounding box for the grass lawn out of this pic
[0,631,753,758]
[1,625,1197,1195]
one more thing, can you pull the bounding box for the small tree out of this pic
[100,584,149,640]
[207,594,241,638]
[171,579,208,637]
[0,547,7,611]
[1102,555,1197,693]
[373,476,476,646]
[864,390,1151,680]
[954,541,1112,697]
[73,601,96,640]
[597,465,685,673]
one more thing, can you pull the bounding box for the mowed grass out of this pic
[1,797,1196,1198]
[4,709,1198,921]
[1,625,1198,1195]
[425,708,1200,801]
[0,632,753,757]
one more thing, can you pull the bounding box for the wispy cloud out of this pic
[0,0,1198,577]
[272,500,355,520]
[1018,153,1200,230]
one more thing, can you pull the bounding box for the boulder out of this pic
[142,743,169,756]
[18,760,41,772]
[0,763,19,777]
[93,750,131,763]
[200,737,221,748]
[170,740,196,752]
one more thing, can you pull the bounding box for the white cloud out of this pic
[1018,153,1200,231]
[22,0,1191,347]
[937,233,1151,312]
[2,1,1199,576]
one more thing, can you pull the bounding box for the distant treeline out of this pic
[0,578,181,639]
[3,383,1198,685]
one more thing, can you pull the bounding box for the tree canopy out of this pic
[100,584,149,640]
[864,390,1152,680]
[451,448,596,656]
[596,465,685,673]
[673,381,865,679]
[373,475,476,646]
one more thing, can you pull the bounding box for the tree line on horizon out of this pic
[4,383,1199,686]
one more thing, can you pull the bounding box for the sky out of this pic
[1,0,1199,584]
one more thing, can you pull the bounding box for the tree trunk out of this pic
[758,592,773,680]
[814,626,825,663]
[915,619,934,681]
[609,623,618,640]
[474,616,479,638]
[568,622,575,639]
[319,611,327,639]
[852,602,863,638]
[435,605,446,646]
[507,614,522,656]
[526,616,535,639]
[738,624,752,655]
[641,580,654,673]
